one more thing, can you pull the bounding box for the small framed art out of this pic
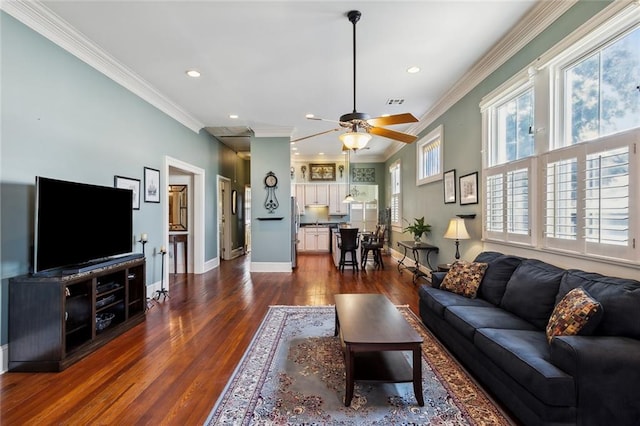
[114,175,141,210]
[144,167,160,203]
[443,169,456,204]
[459,172,479,205]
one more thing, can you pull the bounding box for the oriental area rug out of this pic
[205,305,511,425]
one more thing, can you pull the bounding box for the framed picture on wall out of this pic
[443,169,456,204]
[459,172,479,205]
[309,163,336,181]
[144,167,160,203]
[114,175,141,210]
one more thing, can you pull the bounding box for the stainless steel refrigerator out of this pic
[291,196,299,268]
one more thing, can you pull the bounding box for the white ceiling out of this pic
[20,1,547,161]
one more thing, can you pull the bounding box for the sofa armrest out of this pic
[430,271,447,289]
[550,335,640,426]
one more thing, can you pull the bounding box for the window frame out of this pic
[416,125,443,186]
[389,159,402,231]
[480,3,640,264]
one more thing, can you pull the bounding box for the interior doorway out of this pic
[217,176,233,260]
[244,185,251,253]
[164,157,205,285]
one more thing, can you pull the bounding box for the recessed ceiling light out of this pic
[407,66,420,74]
[294,152,300,155]
[229,114,239,119]
[186,69,201,78]
[319,152,325,156]
[305,113,315,118]
[291,146,298,151]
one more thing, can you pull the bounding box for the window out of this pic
[482,80,535,245]
[562,25,640,146]
[542,136,633,259]
[484,159,533,244]
[487,86,535,167]
[481,3,639,263]
[416,125,443,185]
[389,160,401,229]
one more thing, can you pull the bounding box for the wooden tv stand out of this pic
[8,257,146,372]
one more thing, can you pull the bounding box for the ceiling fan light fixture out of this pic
[339,131,371,150]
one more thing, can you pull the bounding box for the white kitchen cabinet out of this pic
[295,184,305,215]
[300,226,330,252]
[328,184,348,215]
[296,227,305,251]
[304,184,328,205]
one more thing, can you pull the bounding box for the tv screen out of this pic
[34,176,134,274]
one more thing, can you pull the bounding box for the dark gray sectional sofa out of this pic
[418,251,640,426]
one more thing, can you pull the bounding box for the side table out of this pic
[396,241,439,284]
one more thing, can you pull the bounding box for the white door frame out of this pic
[164,157,205,284]
[217,175,233,260]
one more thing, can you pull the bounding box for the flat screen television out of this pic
[34,176,134,274]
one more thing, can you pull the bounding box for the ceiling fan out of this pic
[292,10,419,148]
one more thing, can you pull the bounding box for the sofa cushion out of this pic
[441,260,488,298]
[500,259,565,329]
[476,254,524,306]
[473,251,504,263]
[557,270,640,338]
[546,287,603,343]
[445,305,539,341]
[418,285,493,318]
[474,328,575,407]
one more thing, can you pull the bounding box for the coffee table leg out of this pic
[344,345,354,406]
[413,346,424,406]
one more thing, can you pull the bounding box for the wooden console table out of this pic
[397,241,438,284]
[169,233,188,274]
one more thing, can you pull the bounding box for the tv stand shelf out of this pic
[8,257,146,372]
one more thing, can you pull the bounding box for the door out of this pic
[217,176,233,260]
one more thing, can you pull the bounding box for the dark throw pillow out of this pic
[546,287,603,343]
[441,260,489,299]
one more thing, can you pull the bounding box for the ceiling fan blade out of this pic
[307,116,342,124]
[369,126,418,144]
[291,128,341,143]
[367,113,418,127]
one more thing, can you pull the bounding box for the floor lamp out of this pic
[443,218,470,260]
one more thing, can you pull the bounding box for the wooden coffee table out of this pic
[334,293,424,406]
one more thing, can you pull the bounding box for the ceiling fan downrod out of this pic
[340,10,370,125]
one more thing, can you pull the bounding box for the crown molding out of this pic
[1,0,205,134]
[386,0,578,161]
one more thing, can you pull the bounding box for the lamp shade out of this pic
[339,131,372,150]
[343,194,354,203]
[443,218,470,240]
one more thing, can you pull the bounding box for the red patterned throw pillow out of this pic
[440,260,488,299]
[546,287,603,343]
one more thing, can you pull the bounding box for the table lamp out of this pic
[443,218,470,260]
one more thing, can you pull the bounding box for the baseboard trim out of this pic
[1,343,8,374]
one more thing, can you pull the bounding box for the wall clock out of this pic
[264,171,279,213]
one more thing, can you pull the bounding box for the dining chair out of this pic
[338,228,360,272]
[361,224,386,269]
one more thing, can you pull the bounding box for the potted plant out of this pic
[403,217,431,244]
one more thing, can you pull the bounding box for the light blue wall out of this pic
[0,12,226,345]
[386,0,612,266]
[250,137,293,264]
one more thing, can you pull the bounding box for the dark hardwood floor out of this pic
[0,252,424,425]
